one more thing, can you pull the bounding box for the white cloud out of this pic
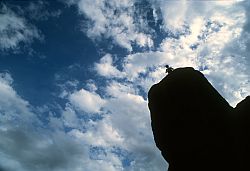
[94,54,125,78]
[58,77,168,170]
[0,73,87,171]
[69,118,123,147]
[27,1,62,20]
[160,0,188,31]
[69,88,106,114]
[104,83,150,143]
[103,81,167,170]
[0,73,130,171]
[61,105,79,128]
[0,73,35,126]
[0,5,41,51]
[86,80,98,92]
[0,128,89,171]
[71,0,153,51]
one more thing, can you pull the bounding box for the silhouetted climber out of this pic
[165,65,174,73]
[148,67,250,171]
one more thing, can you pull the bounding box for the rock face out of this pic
[148,67,250,171]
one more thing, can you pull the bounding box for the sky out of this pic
[0,0,250,171]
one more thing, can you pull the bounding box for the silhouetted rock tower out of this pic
[148,67,250,171]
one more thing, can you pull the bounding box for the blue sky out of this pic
[0,0,250,170]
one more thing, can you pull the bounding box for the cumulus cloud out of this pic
[0,73,131,171]
[64,80,167,170]
[0,4,41,51]
[0,73,85,171]
[94,54,125,78]
[0,128,88,171]
[70,0,153,51]
[61,105,80,128]
[104,81,167,170]
[69,88,106,114]
[0,73,35,125]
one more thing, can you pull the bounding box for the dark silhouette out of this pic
[165,65,174,73]
[148,67,250,171]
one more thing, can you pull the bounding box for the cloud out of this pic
[58,78,167,170]
[240,0,250,70]
[104,83,151,147]
[0,73,129,171]
[103,81,167,170]
[61,105,80,128]
[69,88,106,114]
[69,118,123,147]
[0,4,41,52]
[94,54,125,78]
[70,0,153,51]
[158,0,242,32]
[0,128,88,171]
[0,73,35,126]
[0,73,86,171]
[27,1,62,21]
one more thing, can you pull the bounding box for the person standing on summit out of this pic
[165,65,174,73]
